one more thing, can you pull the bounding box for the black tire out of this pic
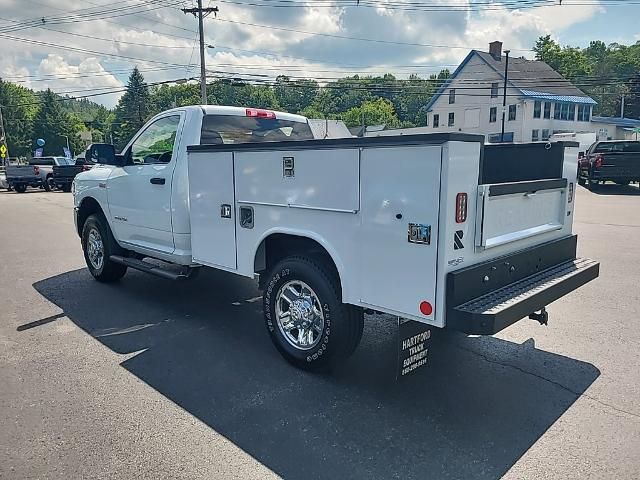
[586,176,599,191]
[577,175,586,186]
[14,184,26,193]
[614,180,630,186]
[263,256,363,371]
[81,214,127,282]
[43,176,53,192]
[62,184,71,193]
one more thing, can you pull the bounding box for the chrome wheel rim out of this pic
[87,227,104,270]
[275,280,325,351]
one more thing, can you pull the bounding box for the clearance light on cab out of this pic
[246,108,276,119]
[455,192,468,223]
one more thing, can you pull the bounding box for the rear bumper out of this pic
[446,236,599,334]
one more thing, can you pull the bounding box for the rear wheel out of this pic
[81,214,127,282]
[44,176,54,191]
[14,184,26,193]
[263,256,363,371]
[586,176,600,191]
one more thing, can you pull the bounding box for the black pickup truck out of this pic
[53,157,91,192]
[578,140,640,190]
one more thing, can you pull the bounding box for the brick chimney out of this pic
[489,41,503,60]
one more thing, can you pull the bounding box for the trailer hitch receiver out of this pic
[529,307,549,326]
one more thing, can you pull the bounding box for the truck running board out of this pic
[109,255,196,281]
[449,257,599,335]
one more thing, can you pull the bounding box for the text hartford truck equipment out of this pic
[71,105,599,374]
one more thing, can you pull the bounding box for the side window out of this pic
[130,115,181,165]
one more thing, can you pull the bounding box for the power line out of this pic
[210,17,535,53]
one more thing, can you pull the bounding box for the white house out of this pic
[424,41,597,143]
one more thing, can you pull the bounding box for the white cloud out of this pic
[0,0,621,108]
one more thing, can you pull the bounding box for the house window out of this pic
[554,103,576,121]
[533,101,541,119]
[508,105,516,121]
[489,107,497,123]
[544,102,551,119]
[425,113,429,126]
[532,129,539,141]
[491,83,499,98]
[577,104,591,122]
[448,112,455,127]
[449,89,456,104]
[433,114,439,128]
[541,129,550,141]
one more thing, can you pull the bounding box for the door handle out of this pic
[150,177,165,185]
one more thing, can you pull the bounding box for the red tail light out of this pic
[455,192,468,223]
[594,154,604,169]
[33,166,40,175]
[246,108,276,119]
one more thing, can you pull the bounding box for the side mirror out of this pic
[578,151,585,159]
[86,143,124,166]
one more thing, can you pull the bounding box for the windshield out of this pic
[594,142,640,153]
[200,115,313,145]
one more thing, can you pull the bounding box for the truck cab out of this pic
[74,106,313,264]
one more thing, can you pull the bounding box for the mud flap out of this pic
[397,318,433,379]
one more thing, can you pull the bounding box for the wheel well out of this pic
[76,197,105,237]
[255,234,341,290]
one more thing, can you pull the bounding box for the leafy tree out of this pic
[274,76,319,114]
[0,79,37,158]
[150,83,200,112]
[112,67,150,150]
[32,89,78,157]
[341,98,401,128]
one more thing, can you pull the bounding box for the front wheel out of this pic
[44,176,54,191]
[14,184,26,193]
[81,214,127,282]
[263,256,363,371]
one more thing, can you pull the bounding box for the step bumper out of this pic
[445,236,599,334]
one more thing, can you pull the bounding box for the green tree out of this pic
[341,98,401,128]
[0,79,37,158]
[274,76,319,114]
[32,89,77,157]
[112,67,150,150]
[533,35,563,70]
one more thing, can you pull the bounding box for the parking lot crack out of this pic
[454,344,640,420]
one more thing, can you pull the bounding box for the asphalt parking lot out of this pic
[1,185,639,479]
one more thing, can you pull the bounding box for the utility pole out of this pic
[0,105,8,166]
[500,50,510,143]
[183,0,218,105]
[621,93,625,118]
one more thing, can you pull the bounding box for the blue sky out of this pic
[561,5,640,47]
[1,0,638,107]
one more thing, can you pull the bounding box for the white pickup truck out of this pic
[73,105,599,372]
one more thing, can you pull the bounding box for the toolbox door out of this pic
[359,145,441,323]
[188,151,237,270]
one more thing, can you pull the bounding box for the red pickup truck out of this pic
[578,140,640,190]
